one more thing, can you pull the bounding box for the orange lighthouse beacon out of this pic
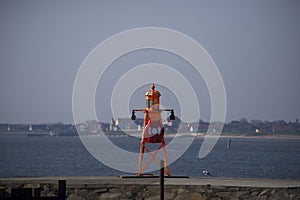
[131,83,175,176]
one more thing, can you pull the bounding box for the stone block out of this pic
[233,190,250,198]
[66,194,84,200]
[145,195,160,200]
[176,188,185,194]
[165,191,176,200]
[216,191,232,198]
[259,189,269,196]
[175,192,201,200]
[100,192,122,199]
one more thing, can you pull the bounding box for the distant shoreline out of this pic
[1,132,299,140]
[202,134,300,140]
[165,133,300,140]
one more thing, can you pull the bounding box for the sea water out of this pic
[0,135,299,179]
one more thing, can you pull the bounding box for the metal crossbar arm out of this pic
[160,109,175,120]
[131,109,146,120]
[131,109,175,120]
[159,109,173,112]
[132,109,146,112]
[132,109,173,112]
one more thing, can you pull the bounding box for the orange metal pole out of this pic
[161,141,169,176]
[137,142,145,176]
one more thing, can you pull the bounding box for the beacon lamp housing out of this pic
[169,110,175,120]
[131,111,136,120]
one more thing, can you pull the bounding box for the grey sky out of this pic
[0,1,299,123]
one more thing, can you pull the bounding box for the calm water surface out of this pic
[0,135,299,179]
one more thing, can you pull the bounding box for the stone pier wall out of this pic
[1,182,299,200]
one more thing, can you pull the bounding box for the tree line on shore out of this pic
[0,117,299,135]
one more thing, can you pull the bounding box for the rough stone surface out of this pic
[1,178,300,200]
[66,194,84,200]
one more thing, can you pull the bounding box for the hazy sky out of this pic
[0,1,299,124]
